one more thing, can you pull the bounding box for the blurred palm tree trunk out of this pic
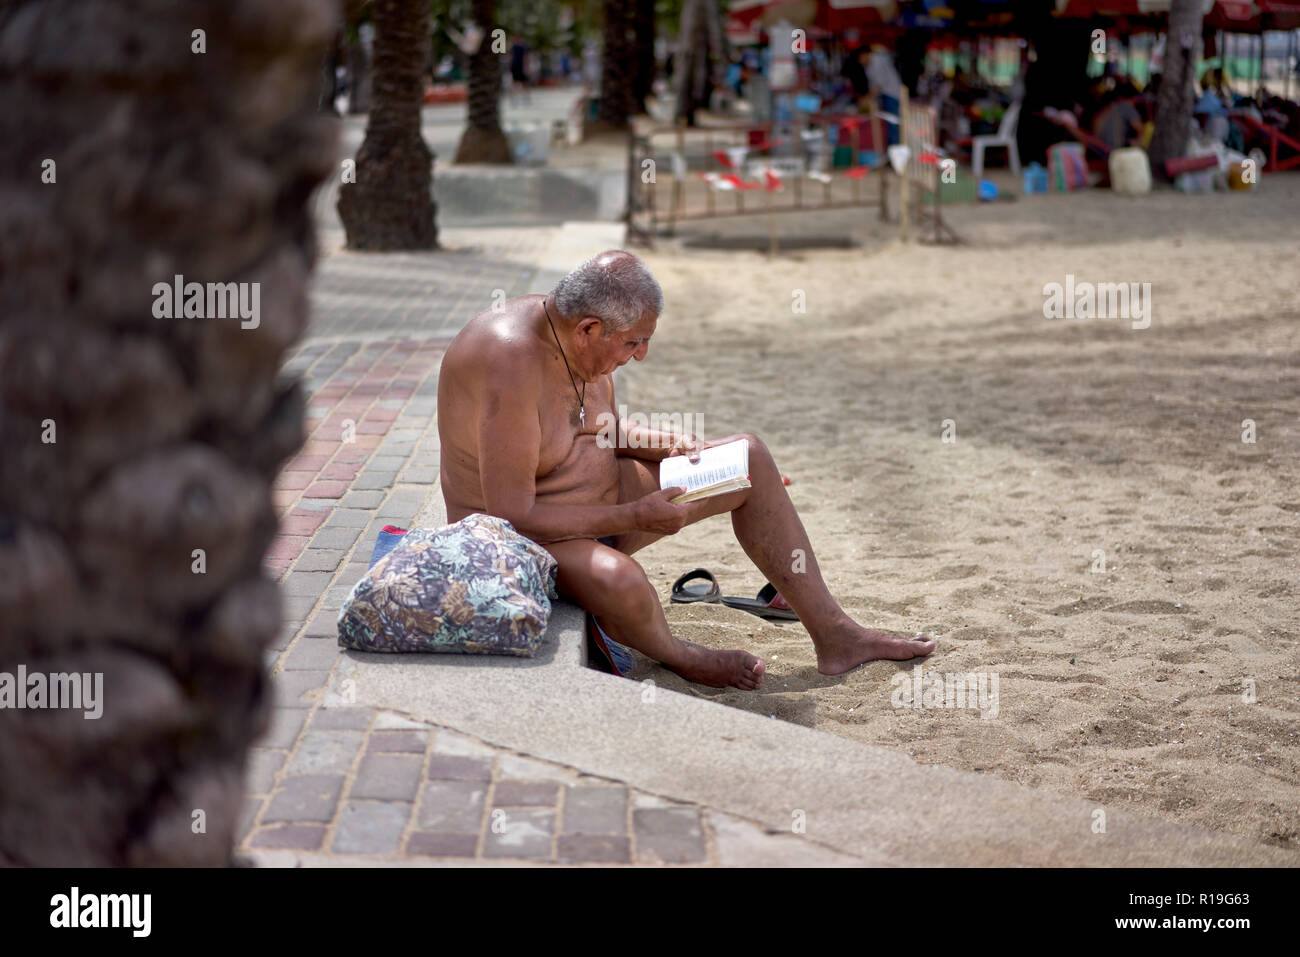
[338,0,438,248]
[632,0,657,113]
[1149,0,1205,179]
[598,0,635,129]
[454,0,511,163]
[0,0,337,865]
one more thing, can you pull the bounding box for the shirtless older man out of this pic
[438,250,935,689]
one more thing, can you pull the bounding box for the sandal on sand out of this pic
[720,583,799,621]
[670,568,722,604]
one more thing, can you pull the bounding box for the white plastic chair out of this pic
[972,101,1021,180]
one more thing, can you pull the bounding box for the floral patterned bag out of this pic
[337,513,559,656]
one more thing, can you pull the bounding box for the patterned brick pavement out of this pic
[242,709,722,865]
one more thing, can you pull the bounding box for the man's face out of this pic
[583,312,656,378]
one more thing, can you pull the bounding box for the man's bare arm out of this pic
[476,358,684,543]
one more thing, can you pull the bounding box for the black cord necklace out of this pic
[542,298,585,429]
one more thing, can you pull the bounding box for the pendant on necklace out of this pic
[579,406,585,428]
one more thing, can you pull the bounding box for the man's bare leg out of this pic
[614,435,936,675]
[545,538,765,690]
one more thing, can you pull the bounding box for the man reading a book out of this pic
[438,250,936,689]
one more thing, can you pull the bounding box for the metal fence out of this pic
[626,112,895,248]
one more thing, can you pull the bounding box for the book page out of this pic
[659,439,749,501]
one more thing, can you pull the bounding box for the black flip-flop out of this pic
[720,582,799,621]
[670,568,722,604]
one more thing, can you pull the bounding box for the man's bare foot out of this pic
[815,623,936,676]
[666,640,765,690]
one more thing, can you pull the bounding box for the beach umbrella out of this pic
[726,0,899,30]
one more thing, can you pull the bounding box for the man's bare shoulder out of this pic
[443,297,546,391]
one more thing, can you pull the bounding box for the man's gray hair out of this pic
[551,250,663,332]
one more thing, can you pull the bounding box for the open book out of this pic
[659,438,751,504]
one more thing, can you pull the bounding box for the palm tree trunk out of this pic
[632,0,657,113]
[674,0,707,126]
[1149,0,1205,179]
[338,0,438,249]
[599,0,635,129]
[453,0,511,163]
[0,0,338,865]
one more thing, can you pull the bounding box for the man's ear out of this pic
[574,316,604,342]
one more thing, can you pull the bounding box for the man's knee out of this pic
[736,431,775,469]
[591,551,655,609]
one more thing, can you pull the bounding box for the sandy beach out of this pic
[616,179,1300,851]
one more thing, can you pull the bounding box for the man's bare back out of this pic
[436,251,935,690]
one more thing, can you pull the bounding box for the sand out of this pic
[614,178,1300,852]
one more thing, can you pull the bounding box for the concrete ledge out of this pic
[436,169,626,227]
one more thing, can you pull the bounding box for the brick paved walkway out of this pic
[242,707,734,864]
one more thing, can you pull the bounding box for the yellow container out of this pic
[1228,161,1254,190]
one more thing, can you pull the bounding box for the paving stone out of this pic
[427,754,493,782]
[244,748,286,796]
[340,490,385,509]
[351,471,397,491]
[322,508,372,528]
[305,609,343,638]
[310,526,363,550]
[558,834,631,864]
[273,669,332,707]
[497,753,580,784]
[304,481,348,499]
[368,730,429,753]
[633,807,707,865]
[493,780,560,807]
[332,801,412,854]
[256,707,308,749]
[406,832,478,859]
[281,593,319,620]
[402,467,439,484]
[295,548,345,572]
[374,712,433,731]
[284,731,363,775]
[563,785,628,836]
[417,780,487,832]
[309,708,373,731]
[482,808,554,860]
[262,774,345,823]
[350,754,423,801]
[430,728,498,758]
[283,637,341,671]
[251,824,325,851]
[281,571,334,597]
[369,455,407,470]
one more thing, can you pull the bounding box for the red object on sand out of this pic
[781,474,792,486]
[1164,154,1219,178]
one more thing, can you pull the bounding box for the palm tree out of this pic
[632,0,657,113]
[0,0,337,864]
[673,0,728,126]
[453,0,511,163]
[597,0,635,129]
[1148,0,1205,179]
[338,0,439,248]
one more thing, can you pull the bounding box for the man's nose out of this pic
[633,342,649,361]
